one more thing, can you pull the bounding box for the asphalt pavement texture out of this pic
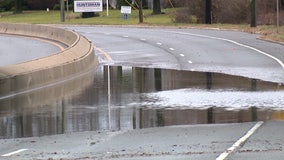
[1,121,284,160]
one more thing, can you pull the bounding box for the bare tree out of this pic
[137,0,144,23]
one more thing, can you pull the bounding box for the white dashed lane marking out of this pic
[165,30,284,69]
[1,149,29,157]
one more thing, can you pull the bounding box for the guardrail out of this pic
[0,23,99,97]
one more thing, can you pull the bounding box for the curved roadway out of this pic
[2,26,283,83]
[68,26,284,83]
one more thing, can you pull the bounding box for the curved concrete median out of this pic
[0,23,99,97]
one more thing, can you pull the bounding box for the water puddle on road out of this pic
[0,65,284,139]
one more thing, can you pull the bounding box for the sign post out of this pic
[106,0,109,16]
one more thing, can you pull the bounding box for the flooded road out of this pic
[0,66,284,139]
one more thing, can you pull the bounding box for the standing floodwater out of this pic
[0,66,283,139]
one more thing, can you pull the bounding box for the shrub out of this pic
[0,0,15,12]
[117,0,128,9]
[173,0,283,25]
[212,0,250,24]
[257,0,284,25]
[173,0,205,23]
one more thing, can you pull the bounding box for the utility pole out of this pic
[60,0,65,22]
[66,0,69,13]
[250,0,257,27]
[277,0,280,33]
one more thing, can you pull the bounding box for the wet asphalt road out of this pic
[1,26,284,82]
[67,26,284,83]
[229,121,284,160]
[0,121,284,160]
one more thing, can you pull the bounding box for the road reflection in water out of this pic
[0,65,284,139]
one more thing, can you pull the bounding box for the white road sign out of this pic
[121,6,132,14]
[74,0,103,12]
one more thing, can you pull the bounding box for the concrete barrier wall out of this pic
[0,23,99,97]
[0,23,77,46]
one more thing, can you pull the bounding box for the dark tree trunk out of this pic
[138,0,144,23]
[152,0,161,15]
[15,0,23,14]
[205,0,212,24]
[250,0,257,27]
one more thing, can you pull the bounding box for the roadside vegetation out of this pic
[0,0,283,43]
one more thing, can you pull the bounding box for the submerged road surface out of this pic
[68,26,284,83]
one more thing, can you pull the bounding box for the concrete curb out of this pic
[0,23,99,97]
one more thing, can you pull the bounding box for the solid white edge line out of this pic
[2,149,28,157]
[216,121,264,160]
[165,31,284,68]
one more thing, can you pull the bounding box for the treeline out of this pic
[0,0,120,11]
[0,0,62,11]
[173,0,284,25]
[1,0,283,25]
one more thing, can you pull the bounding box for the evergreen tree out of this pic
[152,0,161,15]
[15,0,22,13]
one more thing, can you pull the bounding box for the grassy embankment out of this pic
[0,8,283,43]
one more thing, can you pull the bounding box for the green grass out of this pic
[0,11,60,23]
[0,9,284,43]
[0,9,175,25]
